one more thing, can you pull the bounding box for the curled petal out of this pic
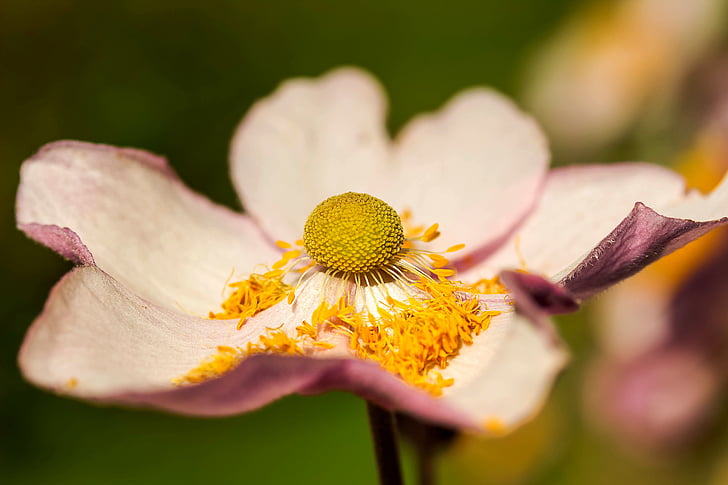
[560,203,727,300]
[16,141,279,314]
[468,163,688,279]
[19,223,94,265]
[500,270,578,315]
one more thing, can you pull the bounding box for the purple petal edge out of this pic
[110,354,475,430]
[560,202,728,300]
[499,270,576,344]
[15,140,177,265]
[500,271,578,315]
[19,223,94,265]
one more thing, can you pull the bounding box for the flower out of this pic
[16,67,728,432]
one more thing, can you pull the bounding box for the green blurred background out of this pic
[2,1,727,484]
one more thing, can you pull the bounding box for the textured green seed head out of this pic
[303,192,405,274]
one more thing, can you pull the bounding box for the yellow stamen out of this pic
[445,243,466,253]
[209,272,292,328]
[179,195,511,397]
[421,223,441,242]
[334,276,501,396]
[470,276,509,295]
[173,345,241,385]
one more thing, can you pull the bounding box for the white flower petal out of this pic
[442,312,568,429]
[17,141,279,314]
[390,88,549,251]
[20,266,327,397]
[660,171,728,221]
[230,67,392,242]
[231,69,549,253]
[469,163,687,279]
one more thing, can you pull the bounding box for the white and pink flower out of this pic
[16,67,728,432]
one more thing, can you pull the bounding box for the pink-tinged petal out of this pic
[18,223,94,265]
[16,141,279,314]
[23,266,477,429]
[115,355,475,430]
[230,67,392,243]
[20,266,328,398]
[390,89,548,252]
[441,312,568,430]
[500,270,578,316]
[499,270,576,346]
[467,163,688,279]
[560,203,728,300]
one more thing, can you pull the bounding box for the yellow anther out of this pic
[421,223,441,242]
[303,192,405,274]
[433,268,456,278]
[445,243,466,253]
[427,254,450,268]
[209,273,292,327]
[271,259,287,270]
[313,342,336,350]
[276,240,292,249]
[282,249,301,260]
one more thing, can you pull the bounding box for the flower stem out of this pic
[415,423,435,485]
[366,401,404,485]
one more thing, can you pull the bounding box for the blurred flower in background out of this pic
[587,54,728,455]
[523,0,726,160]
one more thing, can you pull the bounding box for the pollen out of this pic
[209,260,294,328]
[334,276,503,396]
[303,192,405,273]
[179,202,511,397]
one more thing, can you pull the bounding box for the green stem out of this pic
[366,402,404,485]
[415,423,435,485]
